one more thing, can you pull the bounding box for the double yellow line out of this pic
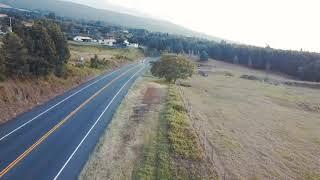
[0,65,140,178]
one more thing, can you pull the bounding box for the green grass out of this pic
[134,100,175,180]
[134,84,203,180]
[166,86,202,160]
[303,172,320,180]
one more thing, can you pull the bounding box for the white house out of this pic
[123,40,130,46]
[73,36,93,42]
[128,43,139,48]
[123,40,139,48]
[99,38,117,46]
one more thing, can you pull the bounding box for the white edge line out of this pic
[53,66,145,180]
[0,64,137,142]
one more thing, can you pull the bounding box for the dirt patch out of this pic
[143,87,162,104]
[80,78,167,180]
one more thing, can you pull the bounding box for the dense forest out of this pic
[130,30,320,82]
[0,19,69,80]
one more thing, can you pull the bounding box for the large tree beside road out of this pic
[151,54,195,83]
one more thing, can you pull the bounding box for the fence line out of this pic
[176,81,226,179]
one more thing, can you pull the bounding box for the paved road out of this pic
[0,60,149,180]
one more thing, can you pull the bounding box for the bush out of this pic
[224,71,234,77]
[90,54,100,68]
[200,50,209,61]
[165,86,202,160]
[0,74,5,81]
[179,81,192,87]
[90,55,110,69]
[240,74,261,81]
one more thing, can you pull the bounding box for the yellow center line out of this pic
[0,65,140,178]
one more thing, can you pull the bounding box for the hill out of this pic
[0,0,222,41]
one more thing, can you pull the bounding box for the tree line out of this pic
[0,20,70,80]
[3,8,319,82]
[130,30,320,82]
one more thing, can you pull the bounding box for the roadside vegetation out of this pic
[81,55,212,179]
[0,20,144,123]
[134,55,212,179]
[135,85,205,179]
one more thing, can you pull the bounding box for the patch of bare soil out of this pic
[80,78,166,180]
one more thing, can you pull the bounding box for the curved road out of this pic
[0,60,149,180]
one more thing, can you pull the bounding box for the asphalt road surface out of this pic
[0,60,149,180]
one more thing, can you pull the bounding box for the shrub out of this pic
[90,54,100,68]
[165,86,202,160]
[200,50,209,61]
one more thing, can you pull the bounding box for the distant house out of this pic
[128,43,139,48]
[123,40,130,46]
[122,30,129,33]
[73,36,93,42]
[0,14,8,18]
[98,38,116,46]
[123,40,139,48]
[22,21,33,27]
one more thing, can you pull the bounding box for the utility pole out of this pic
[8,17,12,32]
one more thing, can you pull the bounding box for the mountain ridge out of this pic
[0,0,222,41]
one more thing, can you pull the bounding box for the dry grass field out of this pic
[69,42,143,65]
[180,59,320,179]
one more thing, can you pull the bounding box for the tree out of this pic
[248,56,253,67]
[14,20,70,76]
[200,50,209,61]
[0,49,5,80]
[47,12,56,20]
[2,33,28,75]
[151,54,195,83]
[27,21,56,75]
[233,55,239,64]
[46,21,70,76]
[90,54,99,68]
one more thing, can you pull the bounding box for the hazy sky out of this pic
[66,0,320,52]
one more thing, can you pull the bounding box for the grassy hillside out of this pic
[0,0,221,41]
